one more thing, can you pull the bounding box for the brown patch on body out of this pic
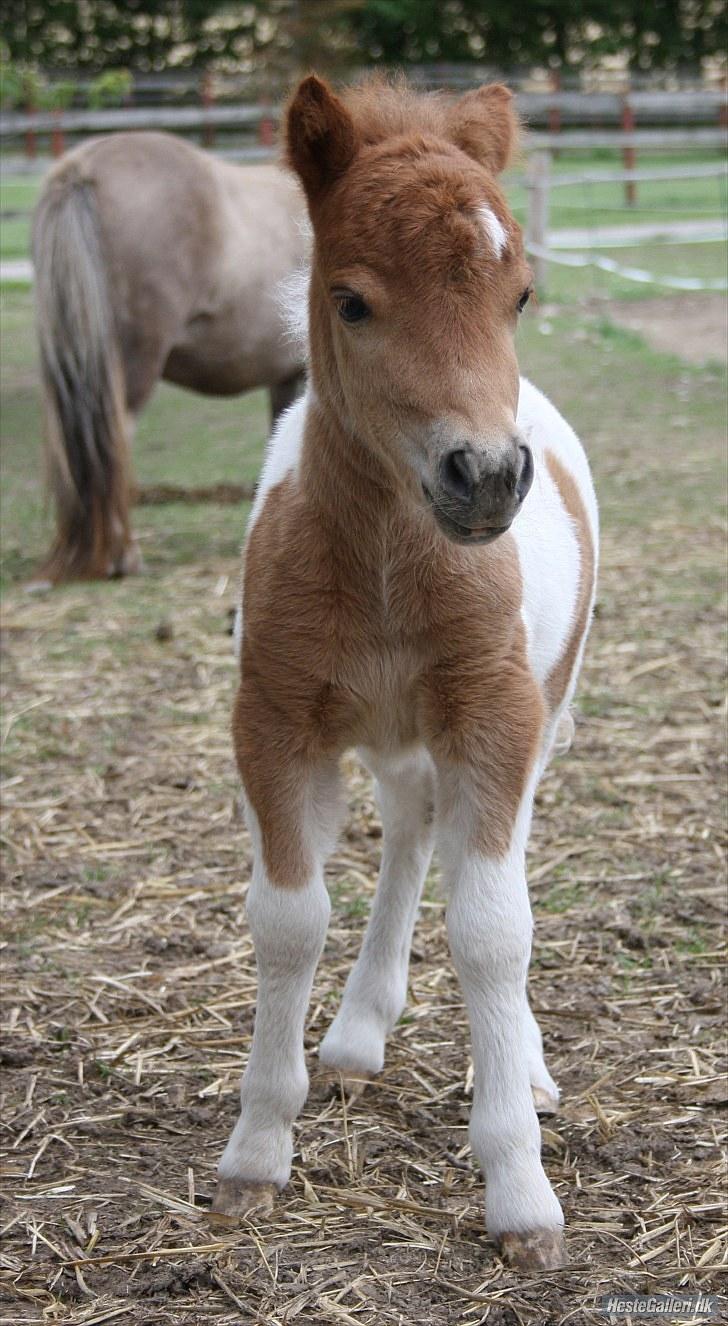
[544,450,596,713]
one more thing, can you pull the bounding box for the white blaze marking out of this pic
[479,205,508,259]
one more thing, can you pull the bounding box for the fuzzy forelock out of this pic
[340,73,451,147]
[340,74,519,175]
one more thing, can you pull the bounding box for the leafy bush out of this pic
[87,68,132,109]
[0,58,42,110]
[38,80,76,112]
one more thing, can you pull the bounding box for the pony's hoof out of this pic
[500,1226,567,1271]
[532,1085,559,1116]
[209,1178,277,1224]
[108,545,145,578]
[316,1066,371,1102]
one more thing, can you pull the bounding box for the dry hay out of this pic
[1,505,726,1323]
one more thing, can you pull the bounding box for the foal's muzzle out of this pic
[426,441,533,545]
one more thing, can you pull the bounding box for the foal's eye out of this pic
[333,291,370,324]
[517,287,533,314]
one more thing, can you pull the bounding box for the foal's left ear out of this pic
[286,74,359,206]
[446,83,519,176]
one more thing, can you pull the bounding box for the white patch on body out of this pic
[513,377,598,694]
[248,390,308,530]
[478,204,508,259]
[233,388,310,665]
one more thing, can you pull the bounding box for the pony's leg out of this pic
[438,767,565,1270]
[516,705,575,1117]
[319,748,435,1078]
[212,759,341,1219]
[525,1000,560,1115]
[269,371,305,426]
[108,412,144,577]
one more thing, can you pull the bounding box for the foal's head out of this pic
[286,75,534,545]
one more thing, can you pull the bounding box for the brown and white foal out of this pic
[213,75,598,1271]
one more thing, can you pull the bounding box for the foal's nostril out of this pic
[440,448,479,501]
[517,444,534,504]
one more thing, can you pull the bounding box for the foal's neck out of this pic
[301,395,421,560]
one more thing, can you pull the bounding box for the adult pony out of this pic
[213,76,598,1272]
[32,132,307,581]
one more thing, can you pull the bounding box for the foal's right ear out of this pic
[285,75,358,205]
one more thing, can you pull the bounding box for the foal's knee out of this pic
[246,869,330,972]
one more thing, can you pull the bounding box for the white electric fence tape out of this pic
[525,240,728,292]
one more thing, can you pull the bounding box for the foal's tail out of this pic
[32,165,134,581]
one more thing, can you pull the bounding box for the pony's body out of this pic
[32,132,307,580]
[214,76,599,1272]
[243,375,596,763]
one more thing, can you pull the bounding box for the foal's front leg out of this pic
[212,757,339,1218]
[439,766,565,1270]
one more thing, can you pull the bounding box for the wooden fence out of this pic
[523,158,727,291]
[1,88,725,161]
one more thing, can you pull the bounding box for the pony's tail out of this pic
[32,165,135,581]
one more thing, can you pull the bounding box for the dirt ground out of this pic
[604,293,727,366]
[1,303,726,1324]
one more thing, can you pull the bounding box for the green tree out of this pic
[2,0,725,73]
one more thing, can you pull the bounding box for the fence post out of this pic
[549,70,561,160]
[259,94,275,148]
[51,109,65,158]
[526,150,551,294]
[25,100,37,160]
[621,91,637,206]
[200,69,215,148]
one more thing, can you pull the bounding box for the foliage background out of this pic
[3,0,727,76]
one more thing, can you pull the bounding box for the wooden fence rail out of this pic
[524,154,727,292]
[1,91,725,142]
[0,104,279,137]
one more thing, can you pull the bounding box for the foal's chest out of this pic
[317,557,434,750]
[244,484,523,757]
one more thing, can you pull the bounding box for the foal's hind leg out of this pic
[319,749,435,1078]
[521,707,575,1116]
[525,1001,560,1116]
